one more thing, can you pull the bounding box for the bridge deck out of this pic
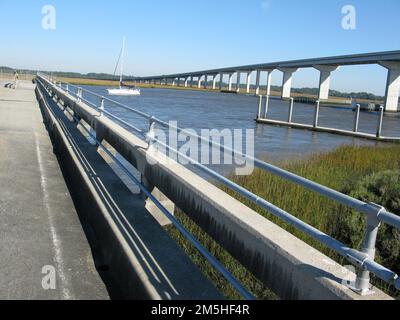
[0,80,109,299]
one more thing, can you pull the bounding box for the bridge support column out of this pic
[236,71,241,93]
[279,68,298,99]
[246,71,252,93]
[379,61,400,112]
[184,77,189,87]
[314,65,339,100]
[197,76,202,88]
[265,69,273,95]
[228,73,233,91]
[212,75,218,90]
[255,70,261,95]
[172,78,176,87]
[203,75,208,89]
[190,76,194,87]
[219,73,224,90]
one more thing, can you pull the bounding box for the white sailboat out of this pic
[107,37,141,96]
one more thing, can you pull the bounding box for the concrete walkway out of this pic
[0,80,109,299]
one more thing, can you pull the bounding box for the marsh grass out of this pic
[166,144,400,299]
[230,144,400,235]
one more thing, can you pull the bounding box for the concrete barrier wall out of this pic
[35,81,222,300]
[38,76,392,300]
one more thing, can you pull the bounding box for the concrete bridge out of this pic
[1,73,400,300]
[133,50,400,112]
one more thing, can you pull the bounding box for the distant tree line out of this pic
[288,86,383,101]
[0,66,120,81]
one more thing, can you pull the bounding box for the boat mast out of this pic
[120,36,125,87]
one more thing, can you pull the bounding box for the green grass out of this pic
[227,144,400,247]
[165,144,400,299]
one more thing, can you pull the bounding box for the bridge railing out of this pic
[38,73,400,296]
[36,75,255,300]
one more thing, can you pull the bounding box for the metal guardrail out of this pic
[36,76,254,300]
[38,73,400,296]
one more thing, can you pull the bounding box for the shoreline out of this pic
[56,76,383,107]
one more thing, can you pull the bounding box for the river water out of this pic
[78,85,399,174]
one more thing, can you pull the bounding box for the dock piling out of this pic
[288,98,294,123]
[257,95,263,119]
[353,104,361,132]
[376,106,384,138]
[264,95,270,119]
[313,100,320,128]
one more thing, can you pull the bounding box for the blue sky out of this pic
[0,0,399,95]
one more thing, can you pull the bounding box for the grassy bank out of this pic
[1,73,35,81]
[166,144,400,299]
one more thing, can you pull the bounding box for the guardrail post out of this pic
[376,106,384,138]
[66,84,69,93]
[288,98,294,123]
[354,203,384,295]
[264,94,270,119]
[353,104,361,132]
[100,97,105,117]
[77,88,82,102]
[257,95,263,119]
[313,100,320,128]
[147,116,156,149]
